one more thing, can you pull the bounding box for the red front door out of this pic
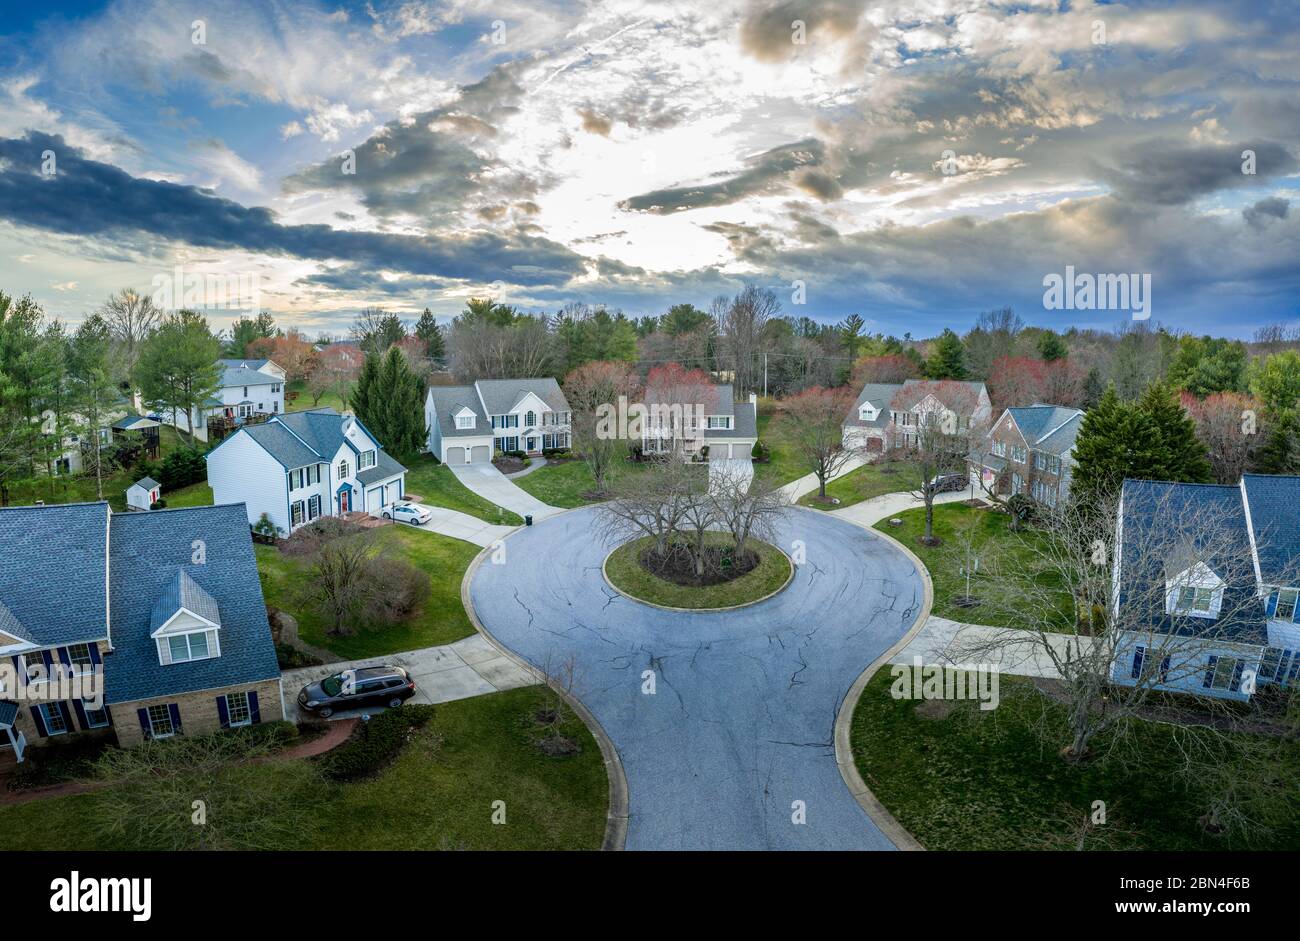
[339,491,351,512]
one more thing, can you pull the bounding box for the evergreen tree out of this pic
[351,348,424,457]
[68,314,123,499]
[414,309,446,367]
[1070,385,1169,508]
[349,352,381,428]
[1257,408,1299,474]
[1037,331,1068,361]
[924,328,967,379]
[1139,381,1212,483]
[133,310,221,445]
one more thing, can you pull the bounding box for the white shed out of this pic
[126,477,161,511]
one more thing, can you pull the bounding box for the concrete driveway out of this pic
[407,503,515,547]
[448,462,562,522]
[469,505,925,850]
[707,457,754,493]
[282,634,538,723]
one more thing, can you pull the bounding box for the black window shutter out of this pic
[137,707,151,739]
[248,691,261,724]
[216,696,229,729]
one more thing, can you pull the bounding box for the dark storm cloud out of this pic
[619,139,827,214]
[1094,139,1296,206]
[1243,196,1290,228]
[0,132,585,286]
[738,0,866,63]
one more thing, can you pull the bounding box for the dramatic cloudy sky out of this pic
[0,0,1297,337]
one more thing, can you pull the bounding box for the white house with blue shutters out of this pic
[425,378,571,464]
[206,407,407,536]
[0,502,283,761]
[1109,474,1300,702]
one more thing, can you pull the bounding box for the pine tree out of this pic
[1037,331,1068,361]
[925,328,967,379]
[1257,408,1299,474]
[1070,384,1170,508]
[1139,381,1212,483]
[353,349,424,457]
[414,308,446,367]
[349,352,381,426]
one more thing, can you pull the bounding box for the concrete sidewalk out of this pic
[777,454,867,502]
[890,616,1095,679]
[410,503,515,547]
[282,634,540,722]
[830,488,969,527]
[449,462,563,521]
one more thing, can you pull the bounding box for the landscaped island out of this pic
[603,533,792,609]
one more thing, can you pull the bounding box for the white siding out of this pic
[206,431,292,534]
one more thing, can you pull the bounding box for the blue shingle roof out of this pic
[0,701,17,727]
[0,600,33,644]
[1241,474,1300,586]
[1118,479,1268,644]
[149,569,222,634]
[104,505,280,705]
[0,503,108,647]
[240,420,321,469]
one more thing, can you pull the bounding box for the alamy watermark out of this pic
[889,656,1001,711]
[1042,265,1151,320]
[595,396,707,448]
[0,662,104,709]
[151,265,262,314]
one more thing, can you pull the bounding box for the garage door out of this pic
[470,445,491,463]
[447,447,467,464]
[387,481,402,504]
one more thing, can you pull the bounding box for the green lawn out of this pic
[403,454,524,524]
[604,534,791,609]
[874,503,1072,630]
[166,480,214,508]
[797,461,909,508]
[256,524,479,659]
[752,409,811,488]
[0,687,608,851]
[850,671,1300,850]
[513,458,652,508]
[285,378,347,414]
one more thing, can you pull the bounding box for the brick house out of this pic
[972,404,1084,508]
[0,502,283,762]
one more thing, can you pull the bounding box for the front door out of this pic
[339,490,351,513]
[527,437,537,452]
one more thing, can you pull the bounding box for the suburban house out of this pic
[161,358,286,442]
[40,395,131,476]
[0,502,283,762]
[842,379,992,453]
[125,476,161,511]
[1109,474,1300,702]
[206,407,407,535]
[425,378,572,464]
[640,383,758,460]
[972,405,1085,508]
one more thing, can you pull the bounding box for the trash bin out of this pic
[525,514,533,526]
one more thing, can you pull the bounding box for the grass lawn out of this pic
[797,461,909,508]
[403,454,524,524]
[604,533,792,609]
[165,480,214,508]
[256,524,479,659]
[284,378,347,414]
[850,671,1300,850]
[513,457,653,508]
[0,686,608,851]
[875,502,1073,630]
[752,409,810,488]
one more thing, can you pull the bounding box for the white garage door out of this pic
[470,445,491,463]
[387,481,402,504]
[447,447,467,464]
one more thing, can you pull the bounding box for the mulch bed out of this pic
[493,456,527,473]
[639,543,760,588]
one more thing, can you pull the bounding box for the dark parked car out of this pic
[298,665,416,718]
[927,473,967,494]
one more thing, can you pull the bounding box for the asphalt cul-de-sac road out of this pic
[469,506,924,850]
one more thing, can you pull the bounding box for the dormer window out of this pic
[1175,586,1215,615]
[456,414,475,430]
[167,632,212,663]
[707,416,732,430]
[151,570,222,666]
[1271,588,1298,621]
[359,450,376,470]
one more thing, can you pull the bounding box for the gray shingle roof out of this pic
[0,502,109,647]
[112,413,160,431]
[844,382,904,429]
[150,569,222,634]
[473,378,569,416]
[1241,474,1300,586]
[705,400,757,438]
[241,420,321,469]
[104,505,280,704]
[0,700,17,727]
[893,379,988,415]
[1035,411,1084,456]
[357,449,407,485]
[217,359,279,389]
[428,386,489,439]
[133,477,160,491]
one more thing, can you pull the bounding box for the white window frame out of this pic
[38,703,68,736]
[147,703,175,738]
[338,460,350,479]
[1275,588,1298,621]
[21,653,46,685]
[359,450,377,469]
[65,643,94,675]
[1210,656,1239,691]
[456,414,474,430]
[165,631,214,664]
[82,703,110,729]
[224,691,252,728]
[1176,585,1216,616]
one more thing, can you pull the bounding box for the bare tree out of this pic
[99,287,160,372]
[641,363,718,458]
[1183,391,1268,484]
[716,285,778,396]
[892,381,985,541]
[780,385,862,500]
[303,527,380,636]
[710,472,790,560]
[565,360,640,494]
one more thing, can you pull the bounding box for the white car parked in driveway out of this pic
[382,502,432,526]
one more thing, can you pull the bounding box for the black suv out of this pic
[298,665,417,717]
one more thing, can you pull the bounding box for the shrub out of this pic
[8,735,111,790]
[318,704,436,781]
[252,512,280,539]
[276,642,324,669]
[361,556,431,625]
[150,498,167,509]
[158,447,207,490]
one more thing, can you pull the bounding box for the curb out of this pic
[831,511,932,852]
[599,540,795,613]
[459,515,630,852]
